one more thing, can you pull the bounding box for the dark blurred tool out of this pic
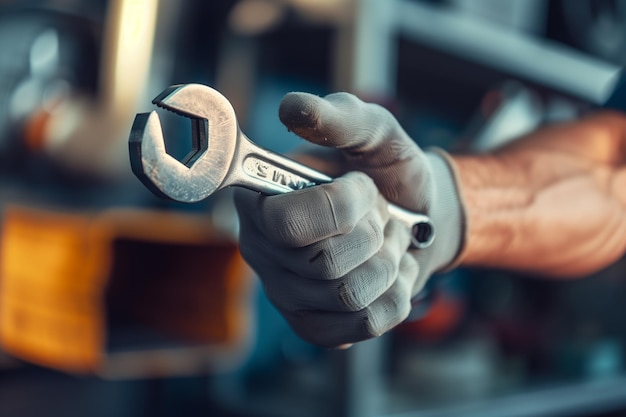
[128,83,435,249]
[38,0,159,178]
[0,7,99,169]
[0,0,158,179]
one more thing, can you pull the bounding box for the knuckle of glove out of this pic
[259,187,331,247]
[325,92,393,125]
[305,214,385,280]
[338,256,398,311]
[305,240,346,281]
[321,172,379,234]
[365,285,412,338]
[263,172,379,248]
[335,219,412,312]
[324,91,363,109]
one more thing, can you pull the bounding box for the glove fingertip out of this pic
[279,92,321,131]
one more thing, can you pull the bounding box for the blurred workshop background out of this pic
[1,0,626,416]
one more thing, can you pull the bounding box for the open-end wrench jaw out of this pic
[128,84,240,203]
[148,85,211,168]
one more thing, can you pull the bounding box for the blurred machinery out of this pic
[0,0,153,178]
[2,1,626,417]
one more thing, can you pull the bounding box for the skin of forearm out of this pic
[450,132,626,278]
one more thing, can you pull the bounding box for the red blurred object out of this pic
[400,292,466,342]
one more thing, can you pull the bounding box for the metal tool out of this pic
[128,83,434,249]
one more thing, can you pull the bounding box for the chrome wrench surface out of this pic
[129,84,435,249]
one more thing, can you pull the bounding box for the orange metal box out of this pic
[0,206,253,378]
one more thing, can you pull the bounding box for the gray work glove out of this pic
[235,92,465,347]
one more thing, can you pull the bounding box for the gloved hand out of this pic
[235,92,466,347]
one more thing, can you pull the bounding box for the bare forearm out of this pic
[450,147,626,277]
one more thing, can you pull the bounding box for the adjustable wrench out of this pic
[128,84,435,249]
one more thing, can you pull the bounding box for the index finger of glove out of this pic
[234,171,382,247]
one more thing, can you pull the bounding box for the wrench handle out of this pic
[234,135,434,249]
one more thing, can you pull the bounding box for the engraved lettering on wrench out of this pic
[243,156,315,191]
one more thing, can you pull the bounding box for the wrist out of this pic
[448,153,526,268]
[410,149,466,287]
[426,149,468,272]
